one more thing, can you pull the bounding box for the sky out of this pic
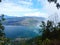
[0,0,60,18]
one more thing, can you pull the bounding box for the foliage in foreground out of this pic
[0,15,60,45]
[0,15,11,45]
[25,20,60,45]
[41,20,60,40]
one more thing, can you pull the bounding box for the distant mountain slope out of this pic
[3,16,45,26]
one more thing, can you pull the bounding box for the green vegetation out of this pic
[25,0,60,45]
[0,0,60,45]
[0,14,11,45]
[25,20,60,45]
[41,20,60,40]
[48,0,60,9]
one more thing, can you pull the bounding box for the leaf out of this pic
[48,0,57,3]
[56,3,60,9]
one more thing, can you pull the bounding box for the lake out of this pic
[4,26,40,39]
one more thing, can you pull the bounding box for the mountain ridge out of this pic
[2,15,45,26]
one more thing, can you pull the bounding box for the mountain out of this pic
[1,15,45,38]
[3,16,45,26]
[3,15,16,18]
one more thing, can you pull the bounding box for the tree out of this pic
[0,14,11,45]
[0,0,1,2]
[0,14,5,37]
[40,20,60,40]
[48,0,57,3]
[48,0,60,9]
[40,20,53,40]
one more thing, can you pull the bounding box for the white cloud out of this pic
[57,0,60,3]
[18,0,33,6]
[0,2,38,16]
[0,0,48,18]
[24,12,48,18]
[0,2,34,12]
[38,0,60,18]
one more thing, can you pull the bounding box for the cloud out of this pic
[1,2,34,12]
[24,12,48,18]
[0,0,49,18]
[38,0,60,16]
[18,0,33,6]
[0,2,38,16]
[57,0,60,3]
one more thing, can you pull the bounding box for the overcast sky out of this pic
[0,0,60,18]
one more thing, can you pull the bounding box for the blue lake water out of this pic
[4,26,40,39]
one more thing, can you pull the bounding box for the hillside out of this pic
[3,16,45,26]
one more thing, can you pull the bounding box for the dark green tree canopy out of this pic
[0,0,1,2]
[0,14,5,37]
[40,20,60,40]
[48,0,57,3]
